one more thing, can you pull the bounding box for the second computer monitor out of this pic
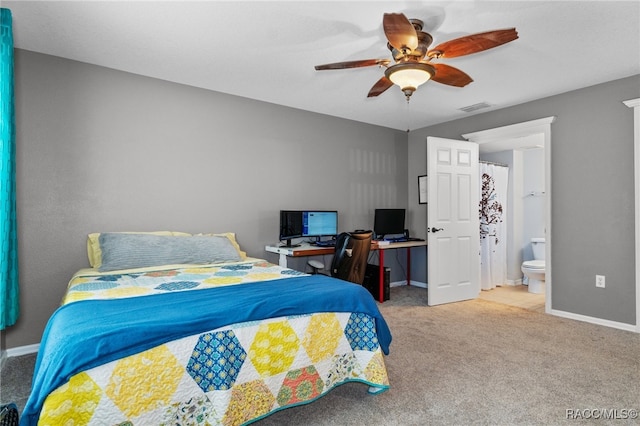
[303,211,338,240]
[374,208,405,239]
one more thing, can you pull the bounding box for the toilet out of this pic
[521,238,546,294]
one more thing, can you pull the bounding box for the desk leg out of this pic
[279,253,288,268]
[378,250,384,303]
[407,247,411,286]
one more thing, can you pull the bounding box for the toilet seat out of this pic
[522,260,545,270]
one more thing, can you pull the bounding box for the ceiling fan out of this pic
[315,13,518,101]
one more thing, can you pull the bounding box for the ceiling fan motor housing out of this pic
[389,19,433,62]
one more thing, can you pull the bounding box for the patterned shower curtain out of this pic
[479,162,508,291]
[0,8,19,329]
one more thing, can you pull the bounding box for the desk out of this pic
[265,240,427,303]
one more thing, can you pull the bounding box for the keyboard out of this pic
[314,241,336,247]
[376,237,425,243]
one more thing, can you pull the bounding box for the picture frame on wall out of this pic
[418,175,427,204]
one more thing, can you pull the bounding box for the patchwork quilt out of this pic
[62,258,304,303]
[22,259,391,426]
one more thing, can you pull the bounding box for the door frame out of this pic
[462,117,555,314]
[624,98,640,333]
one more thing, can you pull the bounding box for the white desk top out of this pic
[265,240,427,256]
[373,240,427,250]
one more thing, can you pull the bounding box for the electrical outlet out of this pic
[596,275,606,288]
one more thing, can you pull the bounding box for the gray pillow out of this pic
[98,233,241,272]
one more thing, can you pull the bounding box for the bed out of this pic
[21,232,392,426]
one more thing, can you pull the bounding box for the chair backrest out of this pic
[330,232,351,278]
[330,230,373,284]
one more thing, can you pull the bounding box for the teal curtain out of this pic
[0,8,19,330]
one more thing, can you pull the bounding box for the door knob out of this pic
[429,227,444,233]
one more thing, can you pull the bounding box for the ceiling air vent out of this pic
[459,102,492,113]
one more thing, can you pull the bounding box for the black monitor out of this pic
[279,210,338,247]
[374,208,405,239]
[279,210,303,247]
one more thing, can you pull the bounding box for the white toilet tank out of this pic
[531,238,545,260]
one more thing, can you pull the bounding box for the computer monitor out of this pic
[279,210,339,247]
[279,210,303,247]
[373,208,405,239]
[302,211,338,241]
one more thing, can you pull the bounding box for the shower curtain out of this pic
[479,162,508,291]
[1,8,19,329]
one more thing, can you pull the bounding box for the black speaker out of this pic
[403,229,410,239]
[363,263,390,301]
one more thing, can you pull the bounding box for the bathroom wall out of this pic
[522,147,546,261]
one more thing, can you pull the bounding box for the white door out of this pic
[427,137,480,306]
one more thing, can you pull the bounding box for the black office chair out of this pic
[0,403,19,426]
[330,230,373,285]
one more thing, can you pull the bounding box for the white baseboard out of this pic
[550,309,638,333]
[390,280,427,288]
[6,343,40,358]
[2,343,42,372]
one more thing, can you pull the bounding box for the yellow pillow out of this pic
[87,231,192,268]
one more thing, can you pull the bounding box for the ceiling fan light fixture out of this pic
[385,62,436,99]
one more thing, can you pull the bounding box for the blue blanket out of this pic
[20,274,391,425]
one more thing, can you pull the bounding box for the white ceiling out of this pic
[4,1,640,131]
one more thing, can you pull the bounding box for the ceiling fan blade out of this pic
[428,28,518,58]
[367,76,394,97]
[315,59,390,70]
[431,63,473,87]
[383,13,418,52]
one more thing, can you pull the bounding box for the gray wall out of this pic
[409,74,640,325]
[5,48,638,349]
[5,49,409,349]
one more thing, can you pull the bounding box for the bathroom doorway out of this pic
[478,144,546,312]
[462,117,555,313]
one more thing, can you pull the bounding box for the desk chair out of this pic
[330,230,373,285]
[1,403,19,426]
[307,259,325,274]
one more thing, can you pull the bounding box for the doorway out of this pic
[462,117,555,313]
